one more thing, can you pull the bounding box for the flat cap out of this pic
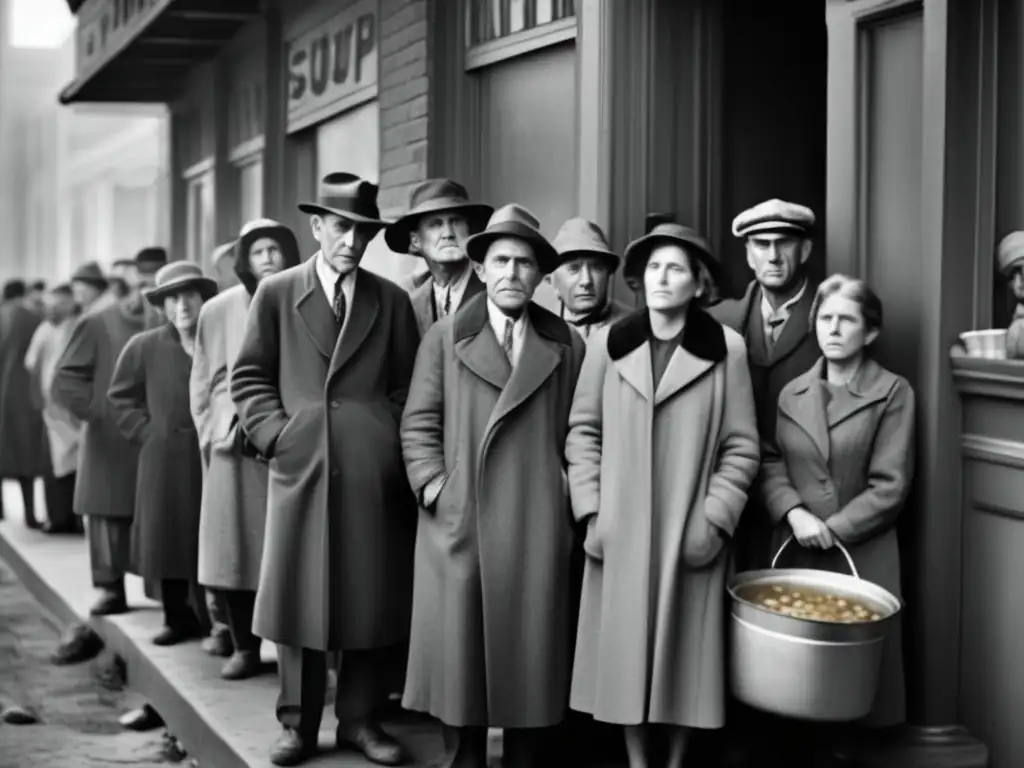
[998,231,1024,276]
[732,199,815,239]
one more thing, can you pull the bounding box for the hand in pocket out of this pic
[582,515,604,561]
[683,510,724,569]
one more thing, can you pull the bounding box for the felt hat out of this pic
[144,261,218,306]
[732,199,815,239]
[298,172,387,227]
[384,179,493,253]
[623,222,719,285]
[551,217,620,271]
[998,232,1024,276]
[70,261,108,289]
[466,204,559,275]
[238,218,301,263]
[134,247,169,273]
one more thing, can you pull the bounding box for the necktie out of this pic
[502,318,515,363]
[765,311,786,351]
[443,286,452,316]
[333,274,347,325]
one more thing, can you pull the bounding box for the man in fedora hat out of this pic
[51,246,166,615]
[401,203,586,768]
[548,217,633,341]
[231,172,420,766]
[385,178,492,337]
[109,262,218,645]
[192,219,301,679]
[69,262,110,314]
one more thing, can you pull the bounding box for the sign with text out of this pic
[286,0,379,134]
[74,0,174,85]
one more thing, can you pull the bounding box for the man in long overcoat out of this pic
[51,247,166,615]
[192,219,300,679]
[709,199,820,572]
[0,279,49,526]
[384,178,491,338]
[231,172,420,767]
[400,204,586,768]
[108,262,218,645]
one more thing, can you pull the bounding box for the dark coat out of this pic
[108,324,203,582]
[0,302,48,477]
[761,357,914,727]
[400,294,586,728]
[408,270,485,338]
[709,280,820,569]
[230,259,421,651]
[50,300,163,518]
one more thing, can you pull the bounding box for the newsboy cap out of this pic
[998,231,1024,276]
[732,199,815,239]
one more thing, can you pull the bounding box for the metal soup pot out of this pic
[727,536,902,722]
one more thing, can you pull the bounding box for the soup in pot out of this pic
[737,583,885,623]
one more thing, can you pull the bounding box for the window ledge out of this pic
[951,345,1024,400]
[465,17,577,71]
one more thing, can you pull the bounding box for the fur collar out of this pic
[607,305,727,363]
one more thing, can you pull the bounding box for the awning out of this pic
[58,0,262,105]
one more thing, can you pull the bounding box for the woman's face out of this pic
[815,293,879,362]
[643,244,698,313]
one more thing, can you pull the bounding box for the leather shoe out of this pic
[89,590,127,616]
[119,704,163,731]
[202,630,234,658]
[152,623,202,646]
[221,650,261,680]
[336,718,407,765]
[269,727,313,766]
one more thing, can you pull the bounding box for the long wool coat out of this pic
[400,294,586,729]
[51,300,162,518]
[230,259,421,651]
[0,301,48,477]
[191,285,270,590]
[567,309,760,728]
[408,270,485,338]
[761,357,914,727]
[25,318,79,477]
[710,280,820,570]
[108,324,204,582]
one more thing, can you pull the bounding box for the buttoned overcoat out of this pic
[761,356,914,727]
[566,309,760,728]
[710,280,820,569]
[108,324,204,582]
[0,302,48,477]
[400,294,586,728]
[50,300,162,519]
[230,259,420,651]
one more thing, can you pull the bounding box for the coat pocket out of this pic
[582,516,603,561]
[683,505,725,569]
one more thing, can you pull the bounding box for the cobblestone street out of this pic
[0,558,187,768]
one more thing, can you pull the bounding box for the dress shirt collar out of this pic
[315,250,358,311]
[760,278,808,328]
[432,265,472,317]
[486,297,527,367]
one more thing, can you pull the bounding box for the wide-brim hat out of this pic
[298,171,388,227]
[551,217,620,271]
[70,261,108,289]
[238,218,300,264]
[384,178,493,254]
[144,261,218,306]
[466,204,559,275]
[623,223,719,285]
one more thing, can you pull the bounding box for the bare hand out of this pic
[787,507,835,549]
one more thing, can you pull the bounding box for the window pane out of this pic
[465,0,575,47]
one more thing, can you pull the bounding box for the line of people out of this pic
[2,168,915,768]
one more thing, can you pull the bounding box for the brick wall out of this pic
[377,0,429,217]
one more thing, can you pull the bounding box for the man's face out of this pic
[477,237,542,314]
[745,233,809,290]
[71,281,102,309]
[549,255,612,314]
[46,291,75,322]
[248,237,286,281]
[410,212,471,265]
[163,288,205,335]
[311,214,374,275]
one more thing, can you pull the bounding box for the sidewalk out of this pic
[0,482,447,768]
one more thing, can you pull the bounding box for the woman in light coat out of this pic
[566,223,760,768]
[761,274,914,735]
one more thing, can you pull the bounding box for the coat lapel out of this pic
[453,293,512,391]
[488,320,561,428]
[328,268,380,382]
[409,277,436,337]
[459,271,485,310]
[778,360,831,462]
[295,257,338,360]
[654,348,716,406]
[825,357,897,428]
[766,282,815,366]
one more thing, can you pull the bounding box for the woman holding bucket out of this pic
[761,274,915,728]
[565,222,759,768]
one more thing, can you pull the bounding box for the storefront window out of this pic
[185,170,215,270]
[237,155,264,225]
[465,0,576,47]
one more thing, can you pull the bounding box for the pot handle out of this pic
[771,535,860,580]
